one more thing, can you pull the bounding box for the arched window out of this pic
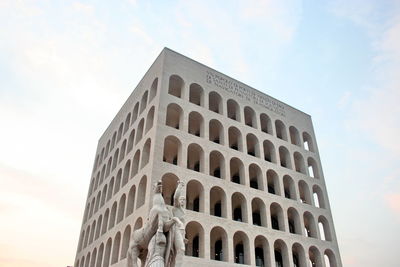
[122,160,131,187]
[136,176,147,209]
[228,126,243,151]
[209,119,224,144]
[140,91,148,114]
[318,216,332,241]
[108,202,117,230]
[275,120,287,141]
[114,169,122,195]
[260,113,273,134]
[289,126,301,146]
[126,185,136,217]
[287,208,302,235]
[105,157,112,178]
[230,157,245,185]
[231,192,247,223]
[249,164,263,190]
[120,226,131,260]
[117,194,126,223]
[307,157,320,178]
[270,202,285,231]
[149,78,158,102]
[188,111,204,137]
[302,132,315,152]
[227,99,241,121]
[117,123,124,143]
[313,185,326,209]
[210,226,228,262]
[304,211,318,238]
[185,221,204,258]
[324,249,338,267]
[96,243,104,267]
[251,198,267,227]
[161,173,179,205]
[294,152,306,174]
[298,180,312,204]
[111,232,121,264]
[187,143,204,173]
[101,209,109,235]
[90,248,97,267]
[279,146,292,169]
[283,175,296,200]
[186,180,204,212]
[166,103,183,129]
[131,150,140,178]
[209,91,223,114]
[107,178,114,201]
[210,186,227,218]
[141,139,151,169]
[267,170,280,195]
[135,119,144,145]
[111,132,117,150]
[163,136,181,165]
[124,113,131,134]
[209,150,225,179]
[145,106,155,133]
[292,243,307,267]
[168,75,184,98]
[189,83,203,106]
[254,236,271,267]
[263,140,276,163]
[95,215,102,240]
[127,129,135,153]
[274,239,289,267]
[244,106,257,128]
[246,133,260,157]
[309,246,322,267]
[233,231,250,264]
[131,103,139,125]
[105,140,110,158]
[103,242,112,267]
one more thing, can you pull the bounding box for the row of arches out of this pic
[167,75,315,150]
[160,174,330,242]
[77,221,338,267]
[93,77,158,173]
[165,105,320,177]
[79,177,147,252]
[89,104,154,196]
[184,222,338,266]
[85,142,151,224]
[163,138,324,206]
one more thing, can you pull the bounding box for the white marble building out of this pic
[74,48,342,267]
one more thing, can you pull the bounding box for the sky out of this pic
[0,0,399,266]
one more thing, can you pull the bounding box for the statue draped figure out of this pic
[127,180,186,267]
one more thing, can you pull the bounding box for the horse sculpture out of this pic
[127,181,178,267]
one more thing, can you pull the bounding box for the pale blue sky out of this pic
[0,1,399,267]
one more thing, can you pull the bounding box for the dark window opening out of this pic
[271,215,279,230]
[213,168,221,178]
[232,174,240,184]
[235,244,244,264]
[253,212,261,226]
[250,179,258,189]
[233,208,242,222]
[214,202,222,217]
[215,240,223,261]
[192,236,199,257]
[255,247,264,267]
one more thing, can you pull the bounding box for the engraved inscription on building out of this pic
[206,70,285,117]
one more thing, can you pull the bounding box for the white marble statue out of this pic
[126,180,185,267]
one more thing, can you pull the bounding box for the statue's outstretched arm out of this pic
[173,181,184,206]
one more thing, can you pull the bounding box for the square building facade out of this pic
[74,48,342,267]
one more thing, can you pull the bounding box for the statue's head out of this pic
[154,180,162,193]
[179,195,186,207]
